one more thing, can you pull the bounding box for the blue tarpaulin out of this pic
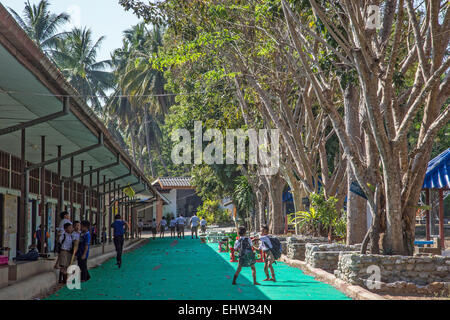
[422,148,450,189]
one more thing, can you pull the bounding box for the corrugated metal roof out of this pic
[152,177,192,189]
[422,148,450,189]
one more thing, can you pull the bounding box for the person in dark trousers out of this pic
[34,225,49,253]
[91,223,98,245]
[111,214,129,268]
[77,221,91,282]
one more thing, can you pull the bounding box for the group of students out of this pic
[34,222,104,254]
[54,211,130,285]
[54,211,92,284]
[232,225,281,285]
[138,213,208,240]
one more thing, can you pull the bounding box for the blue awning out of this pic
[422,148,450,189]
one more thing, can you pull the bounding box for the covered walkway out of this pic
[0,3,159,262]
[47,238,350,300]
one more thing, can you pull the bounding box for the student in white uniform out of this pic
[138,219,144,238]
[200,217,207,233]
[151,218,157,240]
[232,226,260,286]
[159,217,167,238]
[58,223,73,284]
[177,215,186,239]
[189,213,200,239]
[54,211,72,270]
[258,225,276,282]
[70,221,81,265]
[169,217,176,239]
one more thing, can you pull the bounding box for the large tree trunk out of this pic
[382,160,405,254]
[344,86,367,244]
[266,174,285,235]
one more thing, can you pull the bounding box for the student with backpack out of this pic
[54,211,72,270]
[232,226,260,286]
[258,225,281,282]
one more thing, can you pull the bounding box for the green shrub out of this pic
[197,199,232,224]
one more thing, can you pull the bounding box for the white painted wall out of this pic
[163,189,177,217]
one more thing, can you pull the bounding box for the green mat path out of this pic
[46,238,350,300]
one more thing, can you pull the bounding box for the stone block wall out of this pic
[286,236,328,260]
[305,243,361,272]
[336,253,450,295]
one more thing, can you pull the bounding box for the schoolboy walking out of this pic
[189,213,200,239]
[259,225,277,282]
[177,214,186,239]
[111,214,129,268]
[151,218,157,239]
[159,217,167,238]
[232,226,260,286]
[169,217,176,238]
[200,217,207,234]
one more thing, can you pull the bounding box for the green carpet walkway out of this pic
[46,238,350,300]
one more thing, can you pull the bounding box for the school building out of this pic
[0,4,161,263]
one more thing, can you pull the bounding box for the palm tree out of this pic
[51,27,113,112]
[9,0,69,52]
[108,24,170,178]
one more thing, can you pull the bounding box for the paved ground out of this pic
[46,237,350,300]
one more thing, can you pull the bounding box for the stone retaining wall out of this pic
[336,253,450,296]
[286,236,328,260]
[305,243,361,272]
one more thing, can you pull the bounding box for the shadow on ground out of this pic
[46,238,350,300]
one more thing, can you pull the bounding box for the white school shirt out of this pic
[138,221,143,228]
[169,219,176,227]
[59,232,73,251]
[234,237,252,250]
[200,219,207,226]
[258,235,273,252]
[177,217,186,225]
[190,216,200,227]
[71,231,80,242]
[160,219,167,226]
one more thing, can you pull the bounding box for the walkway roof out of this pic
[152,177,194,190]
[0,4,155,197]
[422,148,450,190]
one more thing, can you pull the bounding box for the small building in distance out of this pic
[152,177,203,219]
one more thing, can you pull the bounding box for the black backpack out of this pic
[239,238,254,257]
[268,236,282,260]
[55,234,65,254]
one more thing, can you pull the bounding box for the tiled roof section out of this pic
[152,177,193,189]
